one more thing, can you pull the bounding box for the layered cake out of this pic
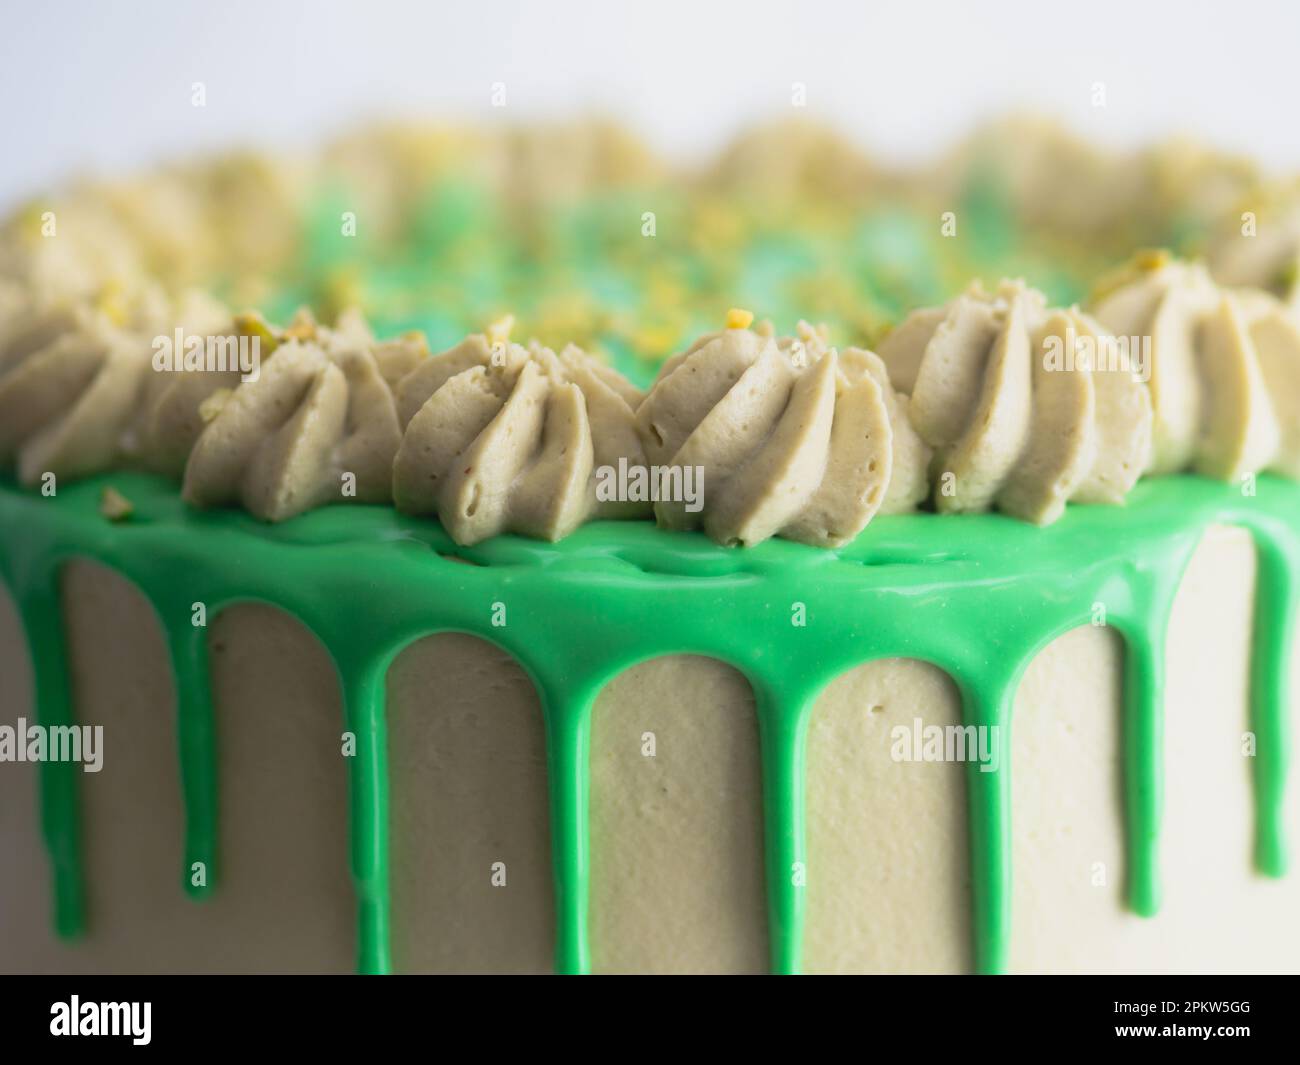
[2,122,1300,973]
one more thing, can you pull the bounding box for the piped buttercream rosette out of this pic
[879,278,1153,523]
[1090,252,1297,482]
[634,310,928,547]
[392,318,649,544]
[181,309,415,521]
[0,281,169,485]
[6,255,1300,549]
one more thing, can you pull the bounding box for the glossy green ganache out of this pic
[0,471,1295,974]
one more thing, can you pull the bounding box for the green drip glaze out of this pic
[1250,534,1296,877]
[2,471,1297,974]
[756,685,810,975]
[1123,629,1164,920]
[962,684,1012,974]
[542,675,594,975]
[12,570,83,938]
[1122,621,1166,917]
[169,620,218,902]
[341,660,392,975]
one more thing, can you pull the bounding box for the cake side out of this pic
[3,473,1299,973]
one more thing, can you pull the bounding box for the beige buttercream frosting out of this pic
[7,259,1300,548]
[635,316,925,547]
[127,289,242,476]
[1207,194,1300,311]
[0,282,168,486]
[1091,253,1288,482]
[1237,288,1300,477]
[878,279,1153,523]
[182,309,407,521]
[392,322,648,544]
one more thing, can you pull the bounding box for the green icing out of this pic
[1,471,1295,974]
[288,169,1192,387]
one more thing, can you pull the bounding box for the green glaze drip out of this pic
[1121,620,1167,917]
[169,620,218,902]
[340,660,392,975]
[962,684,1012,974]
[756,684,811,975]
[11,569,84,938]
[1249,530,1296,876]
[541,674,595,975]
[1,471,1297,974]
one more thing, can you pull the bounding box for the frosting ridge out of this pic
[5,258,1300,547]
[0,282,167,486]
[1091,253,1294,483]
[393,325,647,544]
[879,279,1153,523]
[182,309,405,521]
[635,319,923,547]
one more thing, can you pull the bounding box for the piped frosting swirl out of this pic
[635,315,926,546]
[182,309,410,521]
[0,282,167,485]
[1090,252,1287,482]
[879,279,1153,523]
[6,255,1300,549]
[392,320,648,544]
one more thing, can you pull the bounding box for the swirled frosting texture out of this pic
[392,331,647,544]
[182,310,411,522]
[7,252,1300,548]
[634,323,927,547]
[1090,254,1294,483]
[879,279,1153,524]
[0,281,168,485]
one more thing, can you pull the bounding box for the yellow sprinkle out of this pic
[99,486,133,522]
[400,330,432,358]
[486,313,516,347]
[235,312,280,355]
[1135,248,1171,271]
[725,307,754,330]
[282,307,318,341]
[1090,248,1171,304]
[95,280,129,328]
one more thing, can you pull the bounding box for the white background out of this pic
[2,0,1298,208]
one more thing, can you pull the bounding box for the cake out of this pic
[3,121,1300,974]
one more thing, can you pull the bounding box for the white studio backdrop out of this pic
[2,0,1298,208]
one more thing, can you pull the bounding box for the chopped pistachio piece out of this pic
[1135,248,1172,271]
[1089,250,1170,304]
[282,306,318,341]
[234,311,281,355]
[99,486,133,522]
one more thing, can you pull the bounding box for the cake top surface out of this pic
[4,118,1300,549]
